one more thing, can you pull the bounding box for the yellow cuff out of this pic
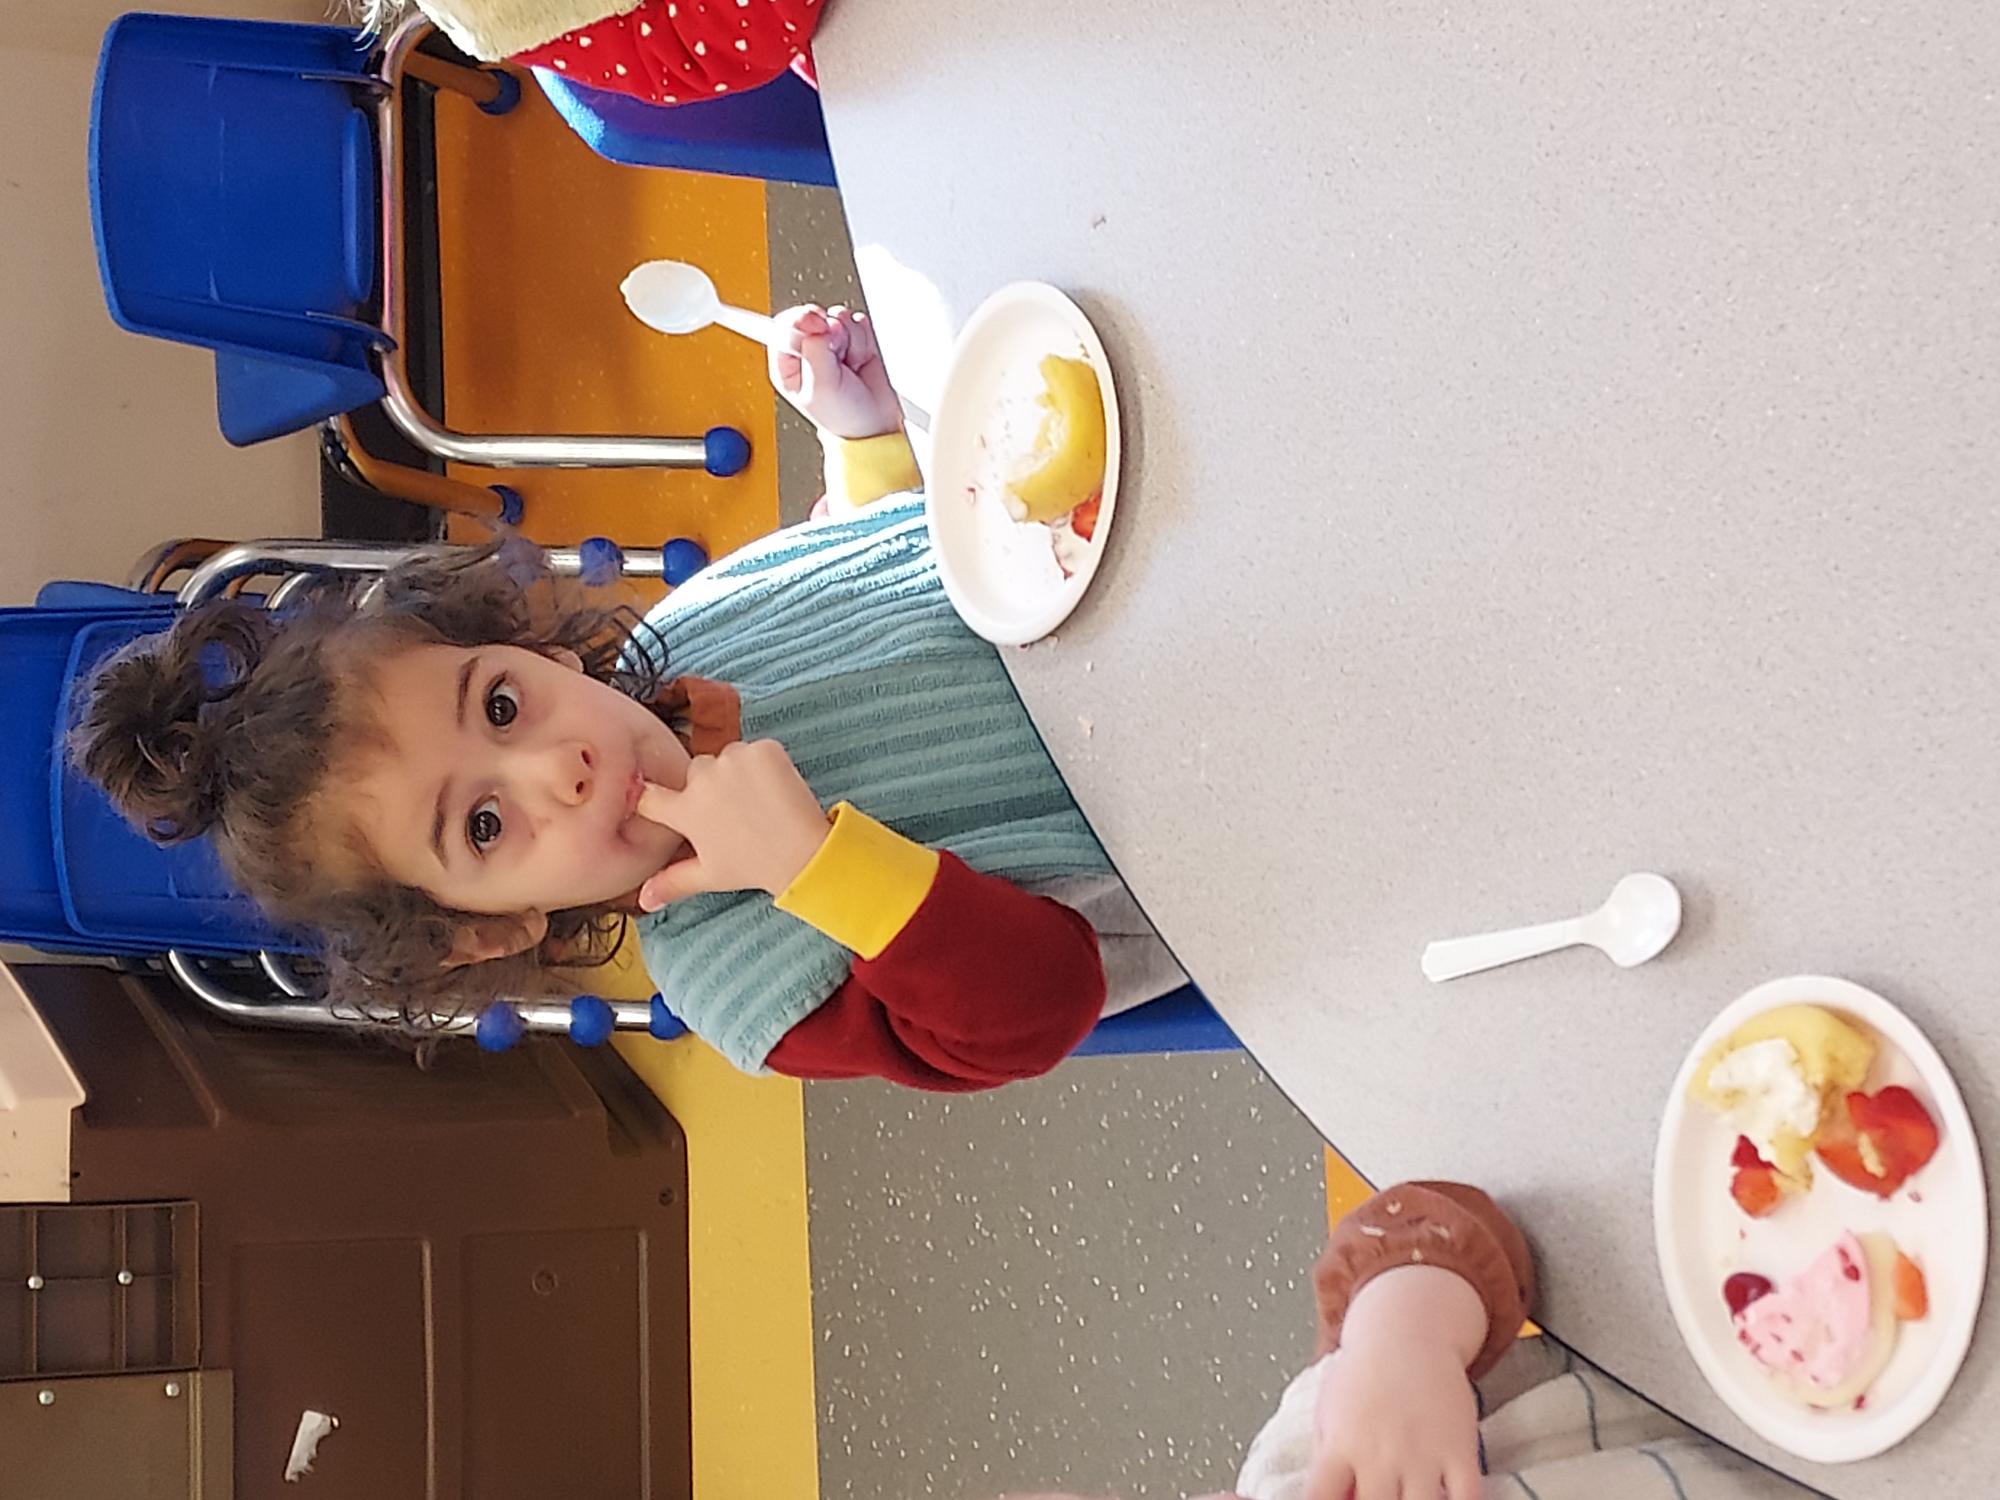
[773,803,940,960]
[821,430,922,509]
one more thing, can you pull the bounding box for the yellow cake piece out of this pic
[1691,1004,1876,1178]
[1007,354,1107,524]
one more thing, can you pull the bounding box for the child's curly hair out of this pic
[71,539,667,1035]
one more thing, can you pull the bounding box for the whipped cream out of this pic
[1709,1036,1821,1165]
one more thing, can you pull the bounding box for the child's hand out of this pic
[1306,1268,1487,1500]
[769,304,904,440]
[634,741,831,908]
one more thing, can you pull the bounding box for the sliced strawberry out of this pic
[1723,1272,1775,1318]
[1815,1086,1940,1198]
[1731,1164,1784,1218]
[1069,490,1103,542]
[1729,1137,1786,1218]
[1893,1252,1929,1321]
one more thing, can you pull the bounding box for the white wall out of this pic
[0,2,346,604]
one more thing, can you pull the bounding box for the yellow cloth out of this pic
[414,0,643,61]
[774,803,939,960]
[822,431,922,511]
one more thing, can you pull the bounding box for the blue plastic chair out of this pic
[0,604,290,960]
[534,68,837,187]
[87,13,743,485]
[53,615,303,957]
[0,608,163,957]
[89,14,389,446]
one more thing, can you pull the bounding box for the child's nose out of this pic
[548,742,596,806]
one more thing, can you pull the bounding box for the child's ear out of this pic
[443,909,550,968]
[547,646,585,673]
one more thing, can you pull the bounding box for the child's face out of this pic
[346,643,692,920]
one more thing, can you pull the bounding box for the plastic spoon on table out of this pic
[620,259,930,429]
[1420,873,1682,983]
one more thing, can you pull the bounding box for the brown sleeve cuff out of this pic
[1312,1181,1535,1381]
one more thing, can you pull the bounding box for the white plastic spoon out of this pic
[1420,873,1682,983]
[621,258,778,343]
[620,258,932,430]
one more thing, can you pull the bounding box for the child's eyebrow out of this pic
[430,783,449,870]
[455,656,478,728]
[430,656,480,868]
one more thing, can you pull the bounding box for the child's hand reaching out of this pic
[1305,1267,1487,1500]
[635,740,832,909]
[769,304,904,441]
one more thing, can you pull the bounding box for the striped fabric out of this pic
[1238,1339,1815,1500]
[632,503,1111,1072]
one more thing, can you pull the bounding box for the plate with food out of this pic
[1654,975,1986,1463]
[925,282,1118,645]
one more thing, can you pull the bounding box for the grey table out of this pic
[812,3,2000,1494]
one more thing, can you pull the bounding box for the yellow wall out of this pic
[0,0,330,605]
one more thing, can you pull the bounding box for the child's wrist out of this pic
[1338,1266,1488,1369]
[817,416,905,443]
[764,813,835,895]
[821,429,923,511]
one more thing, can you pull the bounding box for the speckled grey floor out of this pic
[767,183,867,526]
[804,1054,1332,1500]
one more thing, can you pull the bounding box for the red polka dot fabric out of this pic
[514,0,822,106]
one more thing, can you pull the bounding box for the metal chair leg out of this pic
[324,413,513,522]
[174,536,671,608]
[166,950,657,1043]
[369,16,747,474]
[127,539,228,594]
[402,49,520,114]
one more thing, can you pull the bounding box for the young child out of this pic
[74,304,1182,1088]
[1038,1181,1814,1500]
[365,0,824,107]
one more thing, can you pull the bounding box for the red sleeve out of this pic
[765,852,1106,1091]
[513,0,822,107]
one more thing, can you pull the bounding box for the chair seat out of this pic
[534,68,837,188]
[1072,985,1239,1056]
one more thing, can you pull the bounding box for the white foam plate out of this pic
[925,282,1119,646]
[1654,975,1987,1463]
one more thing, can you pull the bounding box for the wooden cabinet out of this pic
[6,965,690,1500]
[0,1370,231,1500]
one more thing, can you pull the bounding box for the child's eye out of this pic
[485,679,521,728]
[468,796,504,852]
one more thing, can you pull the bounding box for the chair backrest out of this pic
[0,605,297,958]
[89,14,387,443]
[53,616,301,956]
[0,608,165,955]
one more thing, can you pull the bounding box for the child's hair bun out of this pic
[72,601,278,844]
